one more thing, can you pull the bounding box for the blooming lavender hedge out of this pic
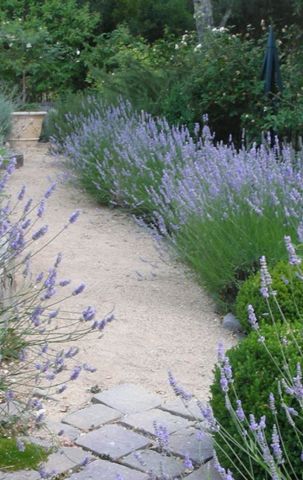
[52,98,303,309]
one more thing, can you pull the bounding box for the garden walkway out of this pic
[8,144,234,417]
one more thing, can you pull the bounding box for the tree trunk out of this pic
[193,0,214,43]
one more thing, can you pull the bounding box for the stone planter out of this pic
[8,111,47,148]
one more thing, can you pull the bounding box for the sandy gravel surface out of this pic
[8,144,235,418]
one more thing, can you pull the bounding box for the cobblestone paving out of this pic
[0,384,220,480]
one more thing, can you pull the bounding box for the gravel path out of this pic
[8,144,235,419]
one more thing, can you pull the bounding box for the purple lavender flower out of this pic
[21,218,31,229]
[36,272,44,283]
[44,182,56,199]
[198,402,218,432]
[57,384,67,394]
[70,365,82,380]
[271,425,283,464]
[83,363,97,372]
[284,235,301,265]
[269,393,277,414]
[54,252,62,268]
[153,421,169,450]
[37,199,46,218]
[59,279,71,287]
[80,456,89,467]
[82,306,96,321]
[260,256,272,298]
[65,346,79,358]
[168,370,192,401]
[183,453,193,470]
[247,304,259,330]
[32,225,48,241]
[72,282,86,295]
[48,309,59,319]
[69,209,80,224]
[236,400,245,422]
[18,185,26,201]
[23,198,33,214]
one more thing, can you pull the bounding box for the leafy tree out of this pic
[212,0,303,34]
[83,0,194,41]
[0,0,99,101]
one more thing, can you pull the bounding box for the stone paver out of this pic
[121,408,192,436]
[44,419,81,441]
[160,398,204,421]
[41,447,92,476]
[122,449,186,477]
[75,424,151,460]
[62,404,121,431]
[66,459,148,480]
[168,428,213,465]
[185,461,221,480]
[0,472,39,480]
[0,385,219,480]
[92,383,161,414]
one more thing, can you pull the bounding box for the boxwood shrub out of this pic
[235,261,303,332]
[210,322,303,479]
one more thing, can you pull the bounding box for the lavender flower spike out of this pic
[69,209,80,224]
[72,282,86,296]
[32,225,48,241]
[284,235,301,265]
[247,304,259,330]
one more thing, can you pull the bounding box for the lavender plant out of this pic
[52,98,303,310]
[0,156,113,445]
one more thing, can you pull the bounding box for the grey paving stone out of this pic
[122,449,186,477]
[0,471,39,480]
[75,424,151,460]
[92,383,161,414]
[160,398,204,421]
[185,461,221,479]
[122,408,192,436]
[62,404,121,431]
[41,446,92,476]
[44,419,81,441]
[66,459,148,480]
[168,428,213,465]
[223,313,242,332]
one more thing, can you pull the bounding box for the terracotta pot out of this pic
[8,111,47,148]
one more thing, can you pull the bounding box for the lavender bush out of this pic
[52,98,303,310]
[0,156,113,446]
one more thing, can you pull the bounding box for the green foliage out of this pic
[43,91,109,145]
[88,28,266,141]
[212,0,303,34]
[0,437,48,471]
[0,327,26,361]
[0,93,13,141]
[174,201,294,312]
[210,322,303,479]
[236,261,303,332]
[0,0,99,102]
[84,0,194,41]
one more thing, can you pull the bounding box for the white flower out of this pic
[175,44,179,50]
[26,42,32,48]
[76,49,80,55]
